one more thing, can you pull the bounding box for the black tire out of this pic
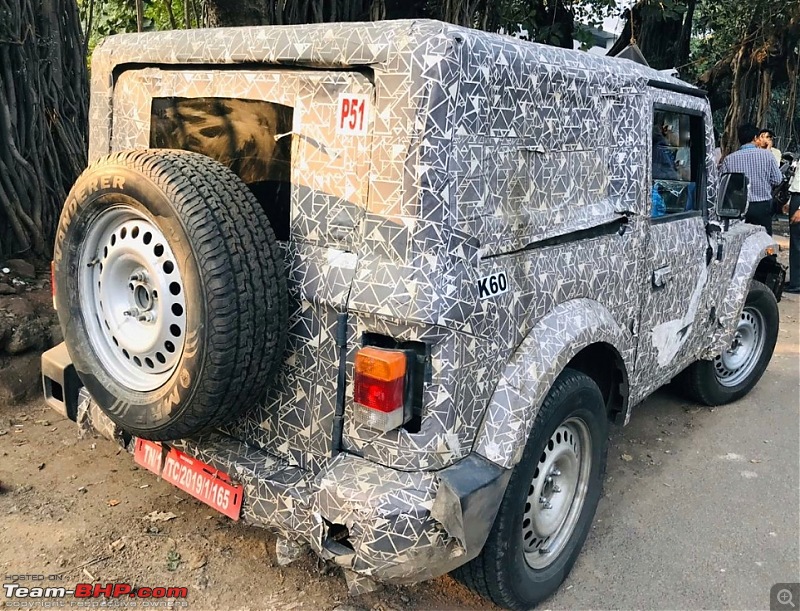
[54,149,288,440]
[454,369,608,610]
[680,280,778,406]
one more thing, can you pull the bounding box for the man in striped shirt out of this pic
[720,123,782,235]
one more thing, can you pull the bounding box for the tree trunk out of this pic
[676,0,695,71]
[608,0,685,70]
[786,50,799,147]
[135,0,144,32]
[0,0,88,259]
[206,0,271,26]
[204,0,499,28]
[755,67,773,127]
[83,0,95,55]
[723,41,752,156]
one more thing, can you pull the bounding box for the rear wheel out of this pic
[54,149,288,440]
[681,280,778,406]
[455,369,608,610]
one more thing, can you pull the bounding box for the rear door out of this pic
[111,68,374,470]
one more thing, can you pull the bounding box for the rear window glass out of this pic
[150,97,292,240]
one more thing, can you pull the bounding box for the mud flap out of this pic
[76,387,126,445]
[756,254,786,302]
[431,453,511,560]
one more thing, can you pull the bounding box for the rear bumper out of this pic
[41,344,510,584]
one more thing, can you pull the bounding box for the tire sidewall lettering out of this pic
[56,161,206,433]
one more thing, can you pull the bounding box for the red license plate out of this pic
[134,438,243,520]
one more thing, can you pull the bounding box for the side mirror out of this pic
[716,172,749,219]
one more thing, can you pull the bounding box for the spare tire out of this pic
[54,149,288,440]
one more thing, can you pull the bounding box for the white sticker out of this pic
[336,93,370,135]
[327,248,357,270]
[477,271,509,299]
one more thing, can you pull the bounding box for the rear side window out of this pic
[650,108,705,218]
[150,97,292,240]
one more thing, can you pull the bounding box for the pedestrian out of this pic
[784,159,800,294]
[756,128,782,164]
[719,124,782,235]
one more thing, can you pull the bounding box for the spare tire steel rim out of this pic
[522,417,592,569]
[713,306,765,387]
[79,205,187,392]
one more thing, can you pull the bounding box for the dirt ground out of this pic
[0,394,493,611]
[0,240,796,611]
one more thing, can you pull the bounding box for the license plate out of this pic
[134,438,243,520]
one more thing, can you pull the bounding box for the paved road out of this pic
[547,292,800,610]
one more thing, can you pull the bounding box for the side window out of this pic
[650,107,705,218]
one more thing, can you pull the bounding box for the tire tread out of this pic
[680,280,778,406]
[453,369,608,610]
[82,149,287,439]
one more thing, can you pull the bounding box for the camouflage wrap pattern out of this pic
[63,19,779,584]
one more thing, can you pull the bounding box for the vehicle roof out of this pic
[93,19,698,94]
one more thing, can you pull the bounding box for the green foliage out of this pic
[487,0,617,47]
[78,0,188,61]
[79,0,618,58]
[690,0,798,78]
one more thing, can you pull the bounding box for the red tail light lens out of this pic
[353,347,407,431]
[354,375,404,413]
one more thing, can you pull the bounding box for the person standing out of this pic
[756,128,782,164]
[784,160,800,294]
[720,124,782,235]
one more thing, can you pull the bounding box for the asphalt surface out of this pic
[547,291,800,610]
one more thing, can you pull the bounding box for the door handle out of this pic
[652,265,672,288]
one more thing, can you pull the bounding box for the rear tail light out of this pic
[353,346,408,432]
[50,260,56,310]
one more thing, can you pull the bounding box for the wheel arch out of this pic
[567,342,629,425]
[702,231,781,359]
[473,298,633,469]
[753,254,785,301]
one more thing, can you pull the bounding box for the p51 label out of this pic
[477,271,509,299]
[337,93,370,135]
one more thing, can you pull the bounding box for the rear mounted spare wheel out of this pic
[54,149,288,440]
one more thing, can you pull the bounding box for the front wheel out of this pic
[680,280,779,406]
[454,369,608,610]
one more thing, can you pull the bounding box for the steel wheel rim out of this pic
[523,416,592,569]
[713,306,765,387]
[79,205,187,392]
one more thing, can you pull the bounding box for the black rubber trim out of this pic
[651,210,703,224]
[482,216,628,259]
[647,79,708,98]
[330,310,349,456]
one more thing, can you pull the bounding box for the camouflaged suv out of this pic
[42,20,785,610]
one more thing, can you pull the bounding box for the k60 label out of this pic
[477,271,509,299]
